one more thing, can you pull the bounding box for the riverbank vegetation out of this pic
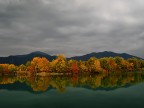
[0,55,144,76]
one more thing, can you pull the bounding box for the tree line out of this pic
[0,55,144,75]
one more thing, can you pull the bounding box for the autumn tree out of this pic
[0,65,3,73]
[0,64,9,74]
[26,61,31,67]
[115,57,133,71]
[28,57,50,74]
[115,56,124,70]
[128,58,141,70]
[71,61,79,74]
[100,58,110,72]
[50,55,67,73]
[94,59,102,72]
[139,60,144,69]
[79,60,88,73]
[85,57,102,73]
[108,57,117,71]
[18,64,26,71]
[8,64,16,73]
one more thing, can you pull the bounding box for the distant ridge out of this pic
[0,51,142,65]
[0,51,56,66]
[68,51,142,61]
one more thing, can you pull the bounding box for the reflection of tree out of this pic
[0,76,16,84]
[71,75,78,86]
[26,76,51,92]
[0,72,144,92]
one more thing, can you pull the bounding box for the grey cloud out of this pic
[0,1,25,28]
[0,0,144,58]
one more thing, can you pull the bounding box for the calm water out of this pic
[0,72,144,108]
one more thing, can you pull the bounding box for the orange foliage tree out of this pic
[51,55,67,73]
[71,61,79,74]
[28,57,50,74]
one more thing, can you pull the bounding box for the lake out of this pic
[0,72,144,108]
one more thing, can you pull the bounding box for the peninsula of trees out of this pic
[0,55,144,76]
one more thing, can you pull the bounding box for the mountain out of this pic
[0,51,142,65]
[0,51,56,66]
[68,51,142,61]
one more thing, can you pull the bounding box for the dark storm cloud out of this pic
[0,0,144,58]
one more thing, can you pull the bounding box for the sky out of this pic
[0,0,144,58]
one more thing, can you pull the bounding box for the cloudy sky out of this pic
[0,0,144,58]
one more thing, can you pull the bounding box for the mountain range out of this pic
[0,51,142,66]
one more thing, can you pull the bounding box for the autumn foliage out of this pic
[0,55,144,75]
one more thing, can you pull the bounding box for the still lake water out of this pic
[0,72,144,108]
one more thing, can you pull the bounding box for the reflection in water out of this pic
[0,72,144,93]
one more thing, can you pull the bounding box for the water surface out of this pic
[0,72,144,108]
